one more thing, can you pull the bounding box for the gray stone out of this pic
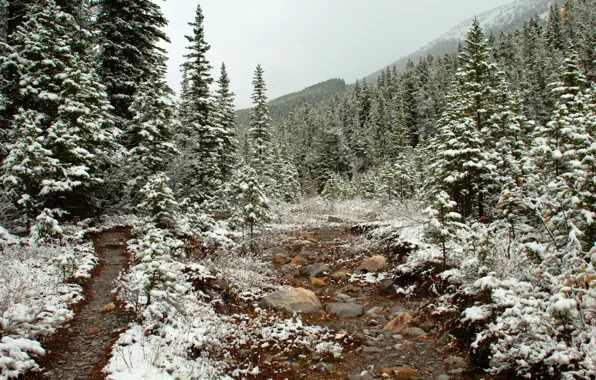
[363,346,382,353]
[437,330,452,346]
[318,226,336,236]
[326,302,364,317]
[328,216,344,223]
[260,287,323,314]
[265,246,288,256]
[303,262,331,277]
[402,327,426,338]
[379,279,395,294]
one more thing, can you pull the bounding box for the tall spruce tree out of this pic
[127,55,179,182]
[215,62,237,182]
[94,0,169,128]
[248,64,272,176]
[1,0,118,224]
[179,4,221,202]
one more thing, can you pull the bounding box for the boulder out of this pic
[328,216,344,223]
[303,263,330,277]
[383,312,412,334]
[331,268,350,281]
[261,288,323,314]
[401,327,426,338]
[356,255,388,272]
[326,303,364,317]
[290,255,308,265]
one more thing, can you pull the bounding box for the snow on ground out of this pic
[0,225,99,379]
[270,197,422,229]
[105,216,351,379]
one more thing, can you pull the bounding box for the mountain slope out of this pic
[236,78,346,128]
[364,0,563,82]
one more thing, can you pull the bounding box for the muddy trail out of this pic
[27,228,132,380]
[258,224,464,380]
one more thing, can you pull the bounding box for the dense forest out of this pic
[1,0,596,378]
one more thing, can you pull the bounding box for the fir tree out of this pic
[127,57,179,181]
[1,109,58,231]
[229,164,271,243]
[423,190,463,264]
[215,62,237,181]
[2,0,118,219]
[94,0,169,126]
[136,172,180,229]
[248,64,272,177]
[179,4,221,202]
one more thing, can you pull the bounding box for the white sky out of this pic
[159,0,514,109]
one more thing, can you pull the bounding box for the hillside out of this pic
[236,77,347,128]
[364,0,564,82]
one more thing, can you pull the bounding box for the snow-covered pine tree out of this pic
[1,109,58,231]
[178,4,221,203]
[215,62,237,182]
[423,190,463,264]
[136,172,180,229]
[229,164,271,243]
[2,0,119,219]
[127,55,179,182]
[248,64,272,179]
[94,0,169,127]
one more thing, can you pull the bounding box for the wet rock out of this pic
[318,226,336,236]
[326,302,363,317]
[384,312,412,334]
[290,255,308,265]
[310,277,328,288]
[265,246,288,256]
[260,287,323,314]
[366,306,384,317]
[328,216,344,223]
[379,279,395,294]
[363,346,382,354]
[420,317,437,332]
[356,255,388,272]
[444,356,466,369]
[380,367,423,379]
[401,327,426,338]
[303,263,330,277]
[331,268,350,281]
[437,330,452,346]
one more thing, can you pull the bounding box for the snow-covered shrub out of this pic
[0,229,98,378]
[136,172,180,229]
[29,208,64,244]
[229,166,271,241]
[321,173,353,200]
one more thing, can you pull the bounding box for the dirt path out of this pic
[30,228,131,380]
[262,224,459,379]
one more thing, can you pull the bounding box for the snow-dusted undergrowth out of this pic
[270,197,422,229]
[106,212,349,379]
[0,225,98,378]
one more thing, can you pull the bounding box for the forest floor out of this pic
[251,222,462,380]
[25,228,132,380]
[19,209,467,379]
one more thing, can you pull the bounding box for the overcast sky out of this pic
[159,0,514,109]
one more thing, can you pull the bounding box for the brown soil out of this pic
[25,228,132,380]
